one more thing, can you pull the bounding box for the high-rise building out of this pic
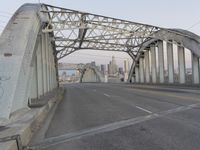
[124,59,130,82]
[124,59,129,73]
[119,67,123,74]
[100,64,106,75]
[110,56,118,75]
[107,64,110,75]
[91,61,96,67]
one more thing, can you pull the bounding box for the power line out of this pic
[187,20,200,30]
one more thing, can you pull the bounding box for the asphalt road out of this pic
[30,83,200,150]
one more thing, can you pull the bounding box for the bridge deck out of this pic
[30,83,200,150]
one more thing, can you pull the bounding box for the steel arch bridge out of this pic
[0,3,200,118]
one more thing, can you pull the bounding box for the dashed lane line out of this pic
[135,106,152,114]
[26,103,200,150]
[103,93,111,97]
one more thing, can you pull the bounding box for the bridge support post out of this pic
[192,54,200,84]
[36,36,44,97]
[144,51,150,83]
[178,46,186,84]
[42,33,47,94]
[167,42,174,83]
[139,58,144,83]
[150,44,157,83]
[135,66,139,83]
[45,33,50,92]
[158,41,165,83]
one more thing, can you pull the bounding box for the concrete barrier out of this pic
[0,88,64,150]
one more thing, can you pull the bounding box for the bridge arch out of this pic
[80,64,104,83]
[0,3,200,119]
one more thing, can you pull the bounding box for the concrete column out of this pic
[167,42,174,83]
[192,53,200,84]
[42,33,47,94]
[36,36,44,97]
[49,48,53,90]
[135,66,139,83]
[144,51,150,83]
[158,41,164,83]
[45,33,50,92]
[30,56,38,99]
[178,46,186,84]
[150,45,157,83]
[139,58,144,83]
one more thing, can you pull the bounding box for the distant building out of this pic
[107,64,110,75]
[91,61,96,67]
[119,67,123,75]
[100,64,106,75]
[124,59,129,73]
[108,56,118,75]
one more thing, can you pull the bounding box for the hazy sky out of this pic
[0,0,199,67]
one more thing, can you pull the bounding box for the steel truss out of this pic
[42,4,163,60]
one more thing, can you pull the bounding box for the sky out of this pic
[0,0,200,67]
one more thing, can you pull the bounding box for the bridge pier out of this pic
[167,42,174,83]
[150,44,157,83]
[192,54,200,84]
[178,46,186,84]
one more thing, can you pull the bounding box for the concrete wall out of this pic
[0,4,58,119]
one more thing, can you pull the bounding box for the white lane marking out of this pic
[103,93,111,97]
[136,106,152,114]
[27,103,200,149]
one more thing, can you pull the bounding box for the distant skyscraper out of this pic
[91,61,96,66]
[119,67,123,74]
[124,59,129,73]
[124,59,130,82]
[110,56,118,75]
[100,64,106,75]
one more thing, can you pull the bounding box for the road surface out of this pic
[30,83,200,150]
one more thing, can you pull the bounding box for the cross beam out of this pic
[42,4,161,59]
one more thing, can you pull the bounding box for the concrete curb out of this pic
[0,88,64,150]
